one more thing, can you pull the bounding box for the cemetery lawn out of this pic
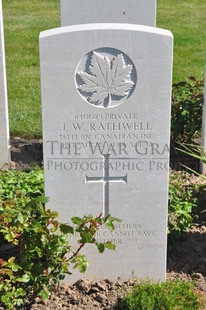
[2,0,59,138]
[2,0,206,138]
[157,0,206,82]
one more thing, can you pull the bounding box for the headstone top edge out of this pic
[39,23,172,40]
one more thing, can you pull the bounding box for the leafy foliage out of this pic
[0,169,44,200]
[168,171,197,236]
[119,280,202,310]
[0,166,202,308]
[78,51,134,107]
[0,170,120,309]
[171,77,204,143]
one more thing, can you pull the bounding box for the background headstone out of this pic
[0,0,10,167]
[60,0,156,27]
[201,65,206,174]
[40,24,173,282]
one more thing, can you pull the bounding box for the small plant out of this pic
[168,171,198,235]
[0,196,120,309]
[171,77,204,143]
[0,170,120,309]
[176,142,206,164]
[119,279,202,310]
[0,168,44,200]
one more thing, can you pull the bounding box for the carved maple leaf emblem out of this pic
[78,51,134,107]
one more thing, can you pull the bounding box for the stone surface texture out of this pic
[60,0,156,27]
[40,24,173,283]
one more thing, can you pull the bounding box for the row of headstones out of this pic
[1,0,206,168]
[0,0,156,168]
[0,0,205,282]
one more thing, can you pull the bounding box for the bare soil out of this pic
[9,138,206,309]
[10,137,43,170]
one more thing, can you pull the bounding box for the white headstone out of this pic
[60,0,156,27]
[40,24,173,282]
[0,0,10,167]
[201,65,206,174]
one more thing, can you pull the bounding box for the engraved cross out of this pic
[85,154,127,217]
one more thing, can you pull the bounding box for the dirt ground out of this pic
[26,226,206,310]
[8,138,206,309]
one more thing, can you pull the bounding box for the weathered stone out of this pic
[60,0,156,27]
[40,24,173,282]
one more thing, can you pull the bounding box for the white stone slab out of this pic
[60,0,156,27]
[201,65,206,174]
[0,0,10,167]
[40,24,173,283]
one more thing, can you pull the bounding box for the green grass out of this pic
[3,0,59,138]
[119,280,203,310]
[2,0,206,138]
[157,0,206,83]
